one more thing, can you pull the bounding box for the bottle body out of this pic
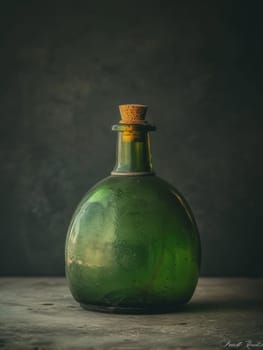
[65,175,201,313]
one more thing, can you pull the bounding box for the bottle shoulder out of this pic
[68,174,200,247]
[90,174,176,190]
[83,175,174,196]
[79,175,190,213]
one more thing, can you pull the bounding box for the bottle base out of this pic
[79,301,188,314]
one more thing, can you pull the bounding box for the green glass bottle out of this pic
[65,104,201,313]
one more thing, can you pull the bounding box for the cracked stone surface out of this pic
[0,278,262,349]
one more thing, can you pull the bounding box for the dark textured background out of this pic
[0,0,262,276]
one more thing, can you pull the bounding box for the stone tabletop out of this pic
[0,278,262,349]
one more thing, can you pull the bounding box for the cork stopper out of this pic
[119,104,148,124]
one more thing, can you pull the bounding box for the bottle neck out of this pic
[111,125,154,176]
